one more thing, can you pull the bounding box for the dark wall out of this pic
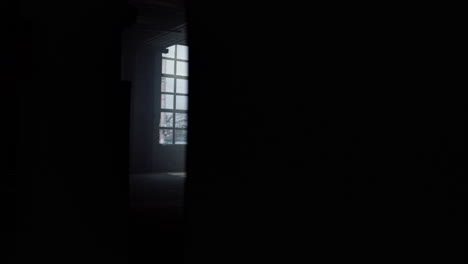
[124,31,157,173]
[2,2,22,262]
[12,1,130,263]
[185,2,465,263]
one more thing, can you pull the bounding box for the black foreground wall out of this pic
[10,1,131,263]
[185,2,465,263]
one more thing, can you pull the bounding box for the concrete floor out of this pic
[130,172,185,209]
[129,172,185,263]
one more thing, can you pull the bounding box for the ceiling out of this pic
[128,0,187,42]
[129,0,185,10]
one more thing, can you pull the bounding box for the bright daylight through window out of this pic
[159,44,189,145]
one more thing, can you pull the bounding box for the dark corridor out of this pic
[6,1,466,264]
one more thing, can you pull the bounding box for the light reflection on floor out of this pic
[167,172,186,177]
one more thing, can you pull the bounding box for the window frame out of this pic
[159,43,189,145]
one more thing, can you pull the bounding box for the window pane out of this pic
[175,130,187,144]
[175,113,188,128]
[175,95,188,110]
[160,112,173,127]
[162,45,175,58]
[160,129,173,144]
[176,45,189,60]
[161,77,174,92]
[176,61,188,76]
[161,94,174,109]
[162,59,175,75]
[176,79,188,94]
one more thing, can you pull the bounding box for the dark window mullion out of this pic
[171,45,178,144]
[162,74,188,80]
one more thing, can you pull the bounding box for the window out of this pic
[159,44,189,145]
